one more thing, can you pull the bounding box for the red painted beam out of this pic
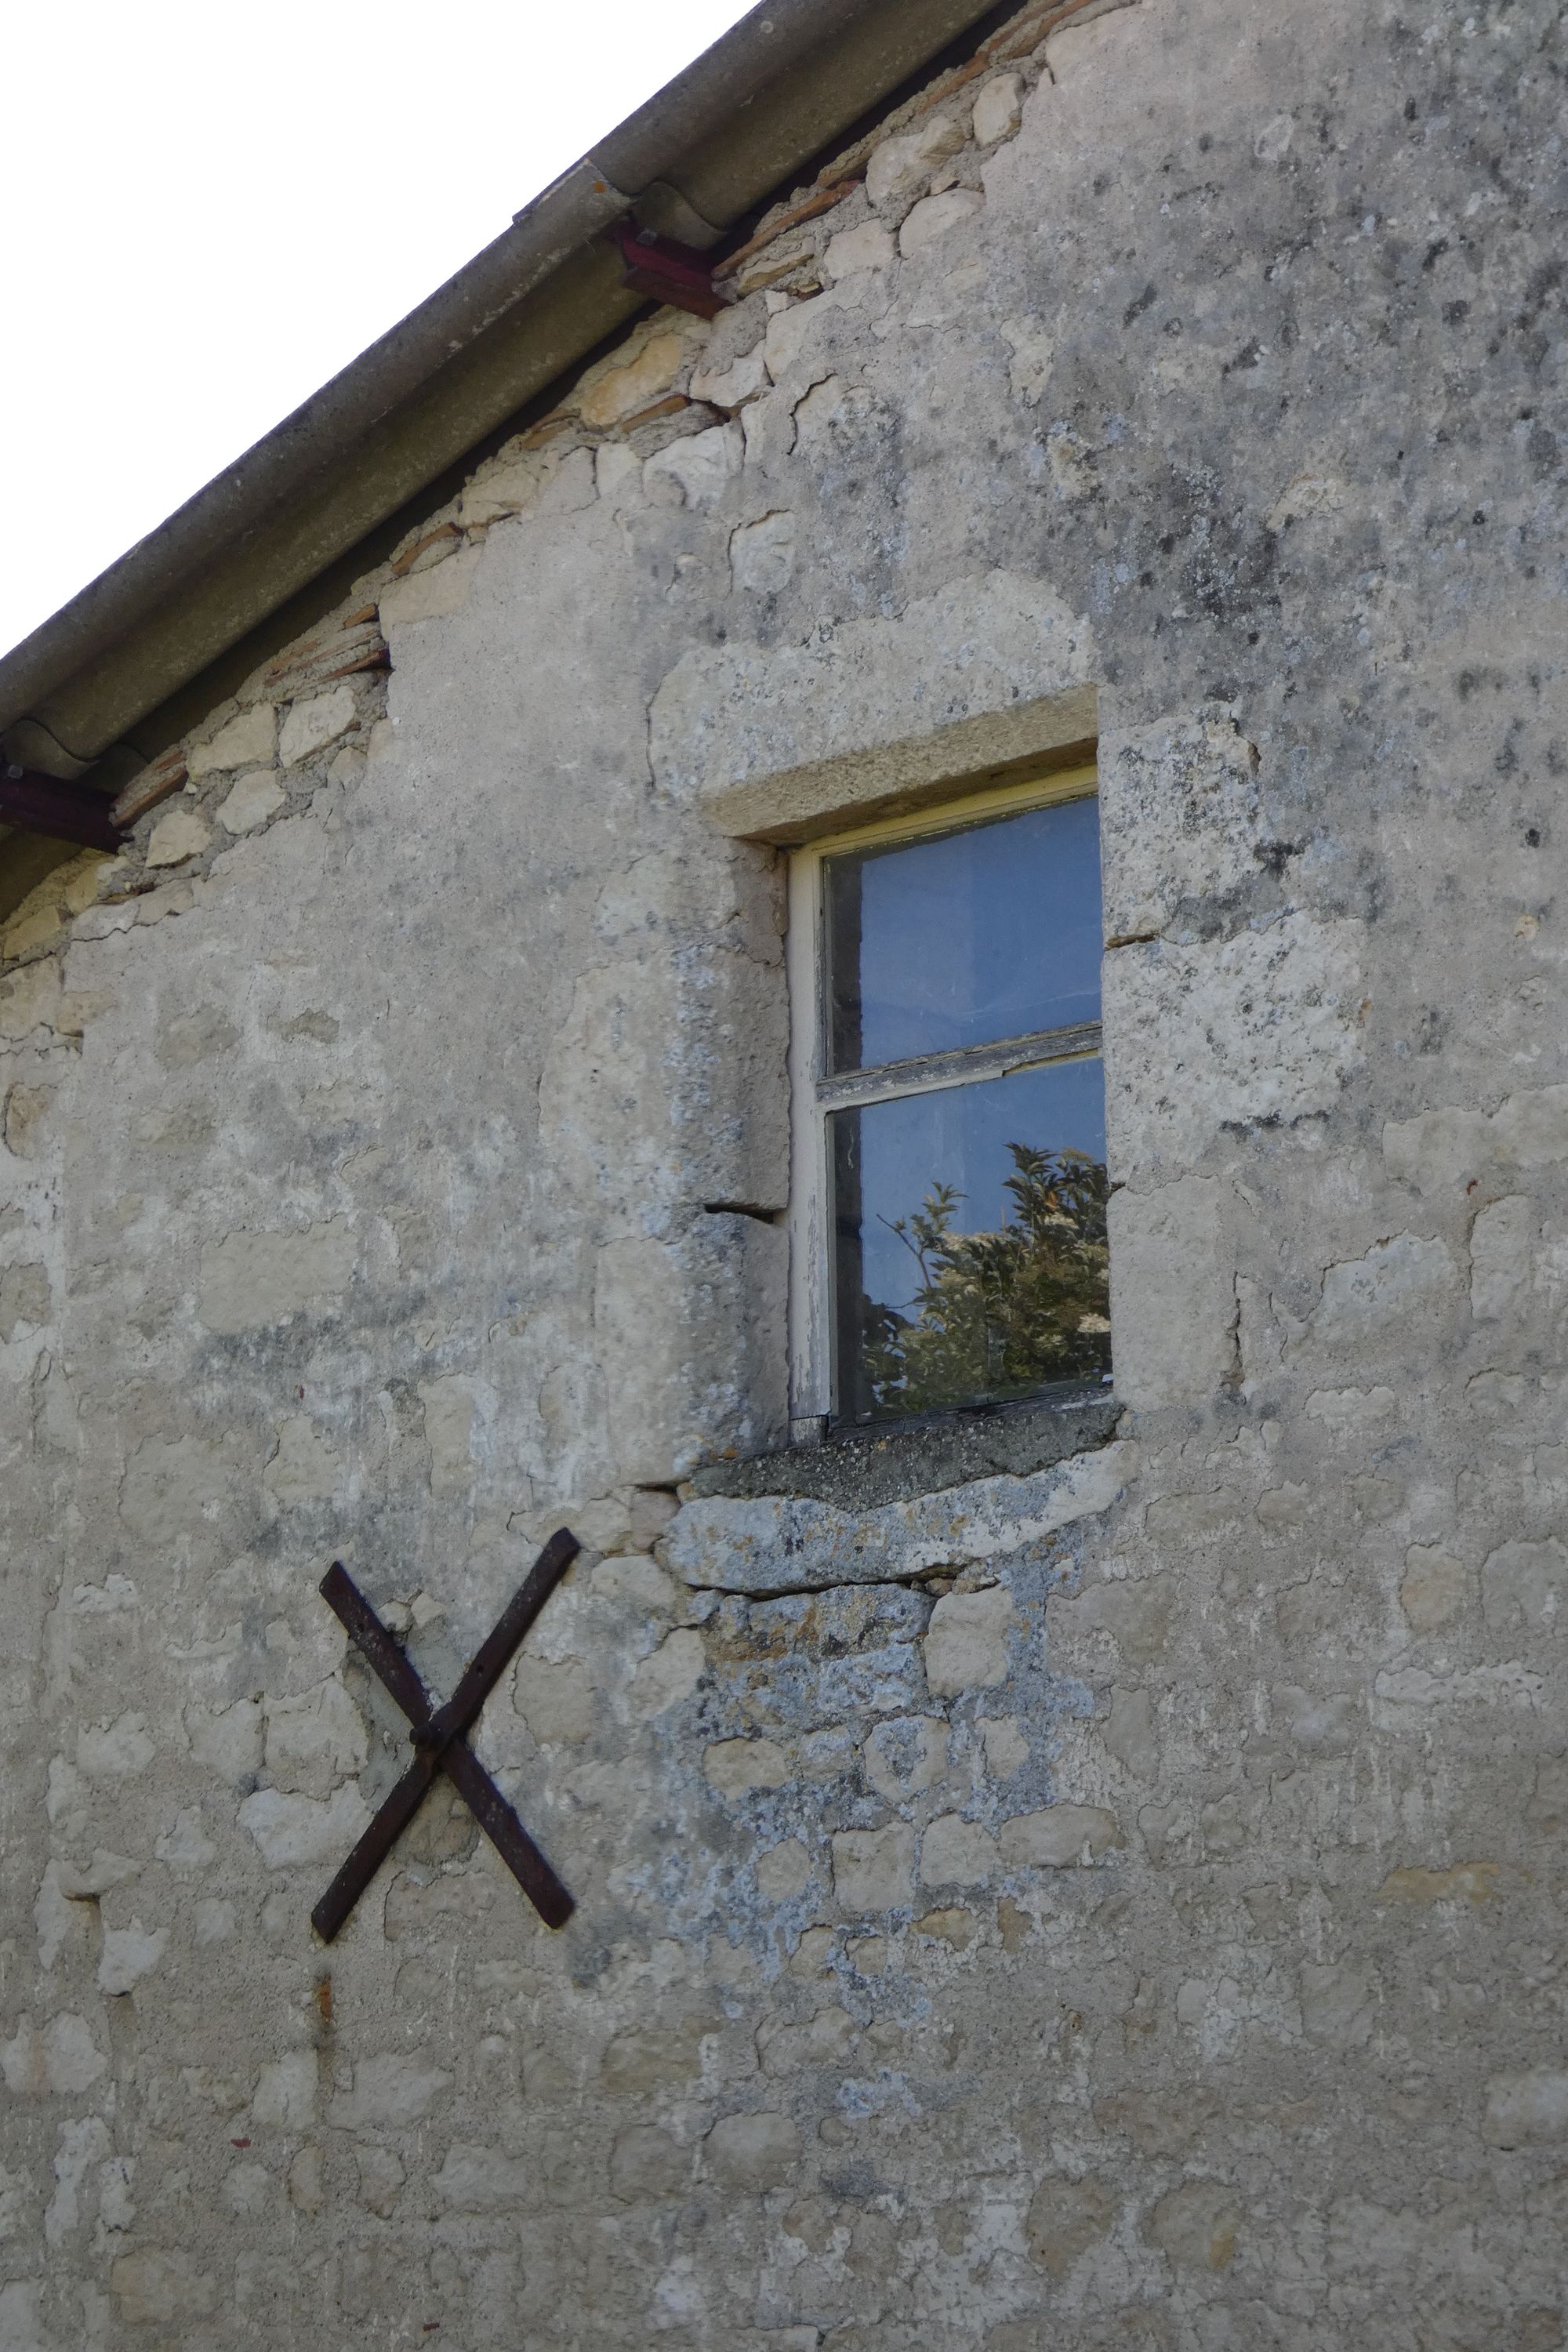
[614,222,728,321]
[0,764,125,851]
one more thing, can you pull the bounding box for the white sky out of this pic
[1,0,758,662]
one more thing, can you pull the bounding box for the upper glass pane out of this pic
[824,793,1102,1074]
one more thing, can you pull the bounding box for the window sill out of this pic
[686,1383,1120,1512]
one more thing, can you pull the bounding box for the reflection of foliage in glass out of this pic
[861,1143,1111,1417]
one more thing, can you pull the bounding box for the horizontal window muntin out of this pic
[815,1019,1102,1111]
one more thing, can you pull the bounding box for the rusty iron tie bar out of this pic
[312,1529,579,1942]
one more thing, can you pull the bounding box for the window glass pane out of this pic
[825,795,1102,1073]
[830,1057,1110,1425]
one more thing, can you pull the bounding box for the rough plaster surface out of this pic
[4,0,1568,2343]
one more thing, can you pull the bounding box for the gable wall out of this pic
[3,2,1566,2343]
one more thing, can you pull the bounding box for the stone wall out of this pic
[3,0,1567,2343]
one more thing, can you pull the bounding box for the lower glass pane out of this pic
[830,1058,1110,1425]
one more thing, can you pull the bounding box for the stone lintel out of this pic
[698,682,1098,844]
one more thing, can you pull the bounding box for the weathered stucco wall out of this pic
[4,0,1567,2343]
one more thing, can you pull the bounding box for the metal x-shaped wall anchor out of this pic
[311,1529,579,1943]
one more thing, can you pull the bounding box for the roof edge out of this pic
[0,0,1010,786]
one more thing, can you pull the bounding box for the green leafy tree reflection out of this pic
[862,1143,1110,1417]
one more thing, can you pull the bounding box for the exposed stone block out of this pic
[1299,1960,1377,2046]
[1270,1684,1359,1754]
[705,1737,790,1795]
[652,568,1093,838]
[187,1696,263,1780]
[197,1218,355,1334]
[630,1628,706,1717]
[923,1587,1014,1695]
[731,509,797,593]
[433,2143,535,2212]
[609,2125,688,2204]
[328,2056,453,2130]
[1099,712,1262,942]
[279,685,357,767]
[187,704,275,779]
[914,1906,976,1949]
[1051,1573,1174,1669]
[263,1679,366,1793]
[866,115,967,207]
[1480,1538,1567,1632]
[379,545,479,625]
[216,771,285,833]
[1148,2179,1240,2272]
[1385,1084,1568,1196]
[1304,1385,1396,1433]
[1101,1687,1156,1778]
[78,1712,155,1778]
[1376,1862,1502,1908]
[577,331,688,429]
[0,1260,50,1341]
[0,2012,107,2097]
[689,1392,1118,1509]
[238,1786,372,1869]
[983,1718,1029,1779]
[644,422,742,510]
[998,1806,1124,1867]
[691,346,770,409]
[98,1919,168,1994]
[287,2147,325,2214]
[1526,1759,1568,1833]
[1374,1661,1543,1712]
[919,1813,1000,1886]
[383,1870,495,1940]
[756,1838,813,1904]
[900,189,984,255]
[144,807,212,868]
[1471,1194,1536,1320]
[1312,1232,1458,1346]
[824,221,897,280]
[263,1416,345,1508]
[110,2251,219,2327]
[832,1823,915,1914]
[514,1653,595,1744]
[601,2020,710,2096]
[0,956,62,1040]
[972,72,1024,145]
[704,2110,802,2191]
[1025,2174,1116,2278]
[458,457,545,528]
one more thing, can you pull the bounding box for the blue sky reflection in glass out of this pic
[825,794,1102,1074]
[841,1056,1109,1324]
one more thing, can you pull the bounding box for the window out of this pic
[787,768,1109,1433]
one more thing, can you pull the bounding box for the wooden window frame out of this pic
[785,759,1102,1441]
